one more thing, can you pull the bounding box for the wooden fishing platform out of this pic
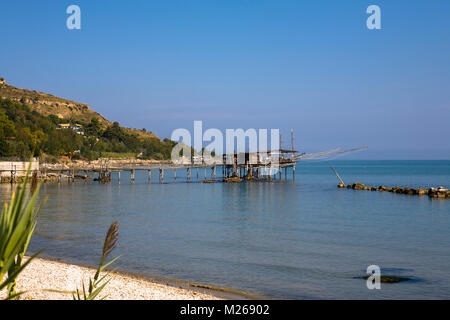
[39,150,300,184]
[1,129,367,184]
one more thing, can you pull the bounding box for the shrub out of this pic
[0,163,44,299]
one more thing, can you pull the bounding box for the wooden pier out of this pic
[1,145,367,184]
[39,154,299,184]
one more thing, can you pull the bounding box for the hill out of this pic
[0,78,174,161]
[0,78,110,127]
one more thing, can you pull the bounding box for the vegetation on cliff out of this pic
[0,97,176,160]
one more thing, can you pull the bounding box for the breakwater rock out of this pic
[338,183,450,199]
[361,275,412,283]
[223,177,243,183]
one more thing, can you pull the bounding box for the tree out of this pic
[85,118,102,137]
[0,109,16,138]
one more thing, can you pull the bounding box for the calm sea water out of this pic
[1,160,449,299]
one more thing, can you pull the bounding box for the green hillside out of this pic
[0,80,175,161]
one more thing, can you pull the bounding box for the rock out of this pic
[362,275,411,283]
[352,183,365,190]
[379,276,412,283]
[417,188,428,195]
[403,188,417,195]
[392,187,403,193]
[224,177,243,183]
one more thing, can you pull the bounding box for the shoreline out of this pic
[38,255,264,300]
[1,256,256,300]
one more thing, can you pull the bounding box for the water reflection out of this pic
[0,161,449,299]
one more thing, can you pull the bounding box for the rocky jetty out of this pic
[338,183,450,199]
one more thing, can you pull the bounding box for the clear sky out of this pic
[1,0,449,159]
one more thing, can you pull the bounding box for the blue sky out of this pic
[1,0,449,159]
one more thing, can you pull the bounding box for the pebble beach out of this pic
[1,257,221,300]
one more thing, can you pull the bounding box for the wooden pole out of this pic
[291,129,295,156]
[291,129,296,181]
[330,164,345,185]
[279,132,283,181]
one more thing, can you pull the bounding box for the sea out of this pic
[0,160,449,299]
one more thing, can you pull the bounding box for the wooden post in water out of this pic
[330,165,345,185]
[131,169,135,183]
[10,168,13,184]
[118,171,121,182]
[187,167,191,181]
[159,168,164,183]
[291,129,296,181]
[213,166,216,179]
[174,169,176,181]
[279,132,283,181]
